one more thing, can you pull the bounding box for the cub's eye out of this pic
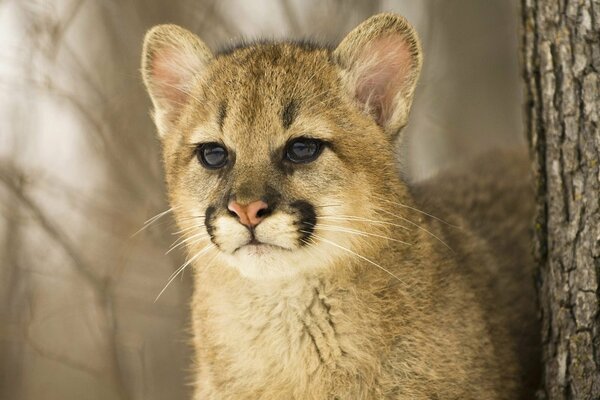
[285,138,323,164]
[197,143,228,169]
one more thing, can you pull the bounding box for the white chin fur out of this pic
[219,226,357,281]
[219,244,332,281]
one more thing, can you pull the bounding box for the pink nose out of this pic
[227,200,269,228]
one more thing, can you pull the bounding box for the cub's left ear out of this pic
[333,13,422,139]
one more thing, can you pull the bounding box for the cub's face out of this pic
[142,14,422,279]
[163,45,390,279]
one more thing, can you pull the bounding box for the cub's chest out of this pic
[197,278,380,390]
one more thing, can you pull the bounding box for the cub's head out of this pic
[141,13,422,280]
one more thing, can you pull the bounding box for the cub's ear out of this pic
[141,24,213,137]
[333,13,422,139]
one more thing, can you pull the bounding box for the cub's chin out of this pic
[218,240,334,281]
[235,243,285,258]
[219,244,305,281]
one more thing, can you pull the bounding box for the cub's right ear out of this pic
[141,25,213,137]
[333,13,422,140]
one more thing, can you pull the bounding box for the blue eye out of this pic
[285,138,323,163]
[197,143,228,169]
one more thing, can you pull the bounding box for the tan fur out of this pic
[141,13,539,399]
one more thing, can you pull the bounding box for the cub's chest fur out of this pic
[191,273,396,400]
[195,275,382,387]
[207,279,341,370]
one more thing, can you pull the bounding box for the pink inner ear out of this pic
[151,47,189,108]
[354,35,413,126]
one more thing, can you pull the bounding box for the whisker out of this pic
[313,204,342,209]
[318,215,410,231]
[131,206,179,237]
[320,212,449,250]
[171,225,203,235]
[376,208,454,252]
[304,231,406,285]
[176,215,206,222]
[299,237,311,246]
[144,207,177,225]
[164,245,208,285]
[179,244,219,281]
[312,223,411,245]
[166,231,209,254]
[175,238,214,282]
[372,195,460,228]
[155,244,215,303]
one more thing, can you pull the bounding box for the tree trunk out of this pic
[522,1,600,399]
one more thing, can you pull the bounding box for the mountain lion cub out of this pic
[141,13,539,399]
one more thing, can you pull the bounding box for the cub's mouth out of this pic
[233,238,290,254]
[204,199,317,256]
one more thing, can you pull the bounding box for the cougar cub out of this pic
[141,13,539,399]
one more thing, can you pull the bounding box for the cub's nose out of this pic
[227,200,269,228]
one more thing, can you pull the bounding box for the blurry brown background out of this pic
[0,1,523,399]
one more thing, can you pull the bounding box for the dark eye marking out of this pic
[291,200,317,246]
[282,99,297,129]
[217,101,227,131]
[196,143,229,169]
[285,137,324,164]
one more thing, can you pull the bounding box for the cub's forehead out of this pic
[185,42,344,145]
[203,42,340,105]
[217,39,330,58]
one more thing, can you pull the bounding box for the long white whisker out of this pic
[305,231,406,285]
[376,208,454,252]
[179,237,213,257]
[177,215,206,222]
[318,215,410,231]
[313,203,343,209]
[164,243,214,283]
[312,224,411,245]
[154,244,215,303]
[372,195,460,228]
[144,207,176,224]
[166,231,209,254]
[172,225,204,235]
[132,206,179,237]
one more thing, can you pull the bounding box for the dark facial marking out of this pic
[217,101,227,131]
[204,206,219,247]
[282,99,297,129]
[291,200,317,246]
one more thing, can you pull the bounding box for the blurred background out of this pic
[0,1,524,399]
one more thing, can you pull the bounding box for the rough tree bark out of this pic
[522,1,600,399]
